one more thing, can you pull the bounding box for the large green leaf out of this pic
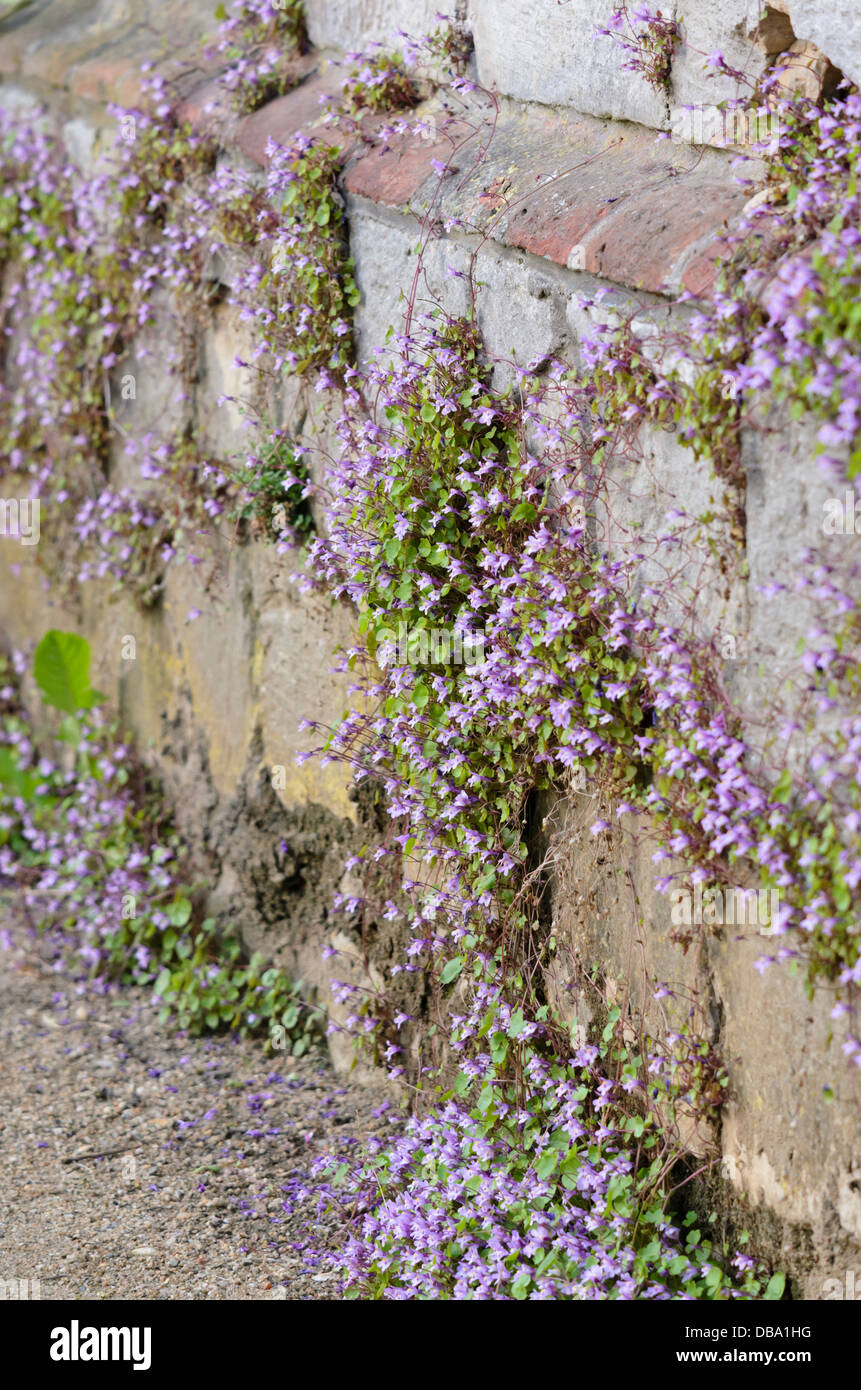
[33,630,99,714]
[440,955,464,985]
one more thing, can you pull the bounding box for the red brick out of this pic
[343,117,475,210]
[175,77,229,131]
[177,53,316,135]
[680,240,728,299]
[578,178,748,294]
[502,137,667,269]
[236,89,750,300]
[67,42,151,106]
[394,109,753,301]
[236,68,345,165]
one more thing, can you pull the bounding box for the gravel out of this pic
[0,909,394,1301]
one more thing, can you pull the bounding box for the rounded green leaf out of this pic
[34,630,100,714]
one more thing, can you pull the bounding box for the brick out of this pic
[579,177,749,296]
[275,92,752,299]
[498,125,670,270]
[342,114,474,209]
[5,0,220,96]
[66,37,153,106]
[470,0,668,128]
[680,244,726,300]
[469,0,860,129]
[175,76,230,132]
[22,25,133,91]
[236,68,345,164]
[393,104,752,299]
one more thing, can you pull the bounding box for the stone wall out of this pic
[1,0,860,1296]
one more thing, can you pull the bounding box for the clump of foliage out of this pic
[329,48,418,119]
[230,426,315,542]
[581,82,861,482]
[0,634,317,1054]
[325,1022,780,1300]
[597,5,681,96]
[309,311,861,1001]
[0,47,364,598]
[212,0,308,114]
[259,134,359,378]
[0,80,231,602]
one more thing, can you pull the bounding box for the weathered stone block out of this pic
[305,0,445,51]
[349,202,569,379]
[739,410,849,774]
[108,291,194,491]
[251,544,359,824]
[469,0,860,132]
[195,300,261,464]
[469,0,669,127]
[779,0,861,87]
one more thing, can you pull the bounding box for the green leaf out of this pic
[764,1272,785,1301]
[33,630,100,714]
[510,502,536,523]
[166,897,192,927]
[440,956,464,985]
[535,1148,558,1181]
[154,968,171,996]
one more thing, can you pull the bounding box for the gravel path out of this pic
[0,912,392,1300]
